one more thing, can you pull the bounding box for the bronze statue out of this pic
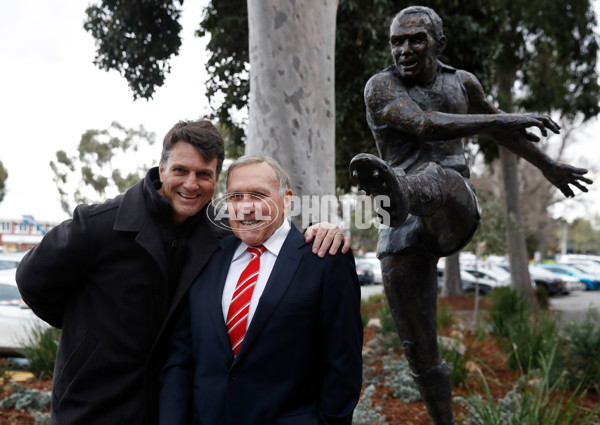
[350,6,592,425]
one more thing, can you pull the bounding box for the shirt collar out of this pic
[232,220,291,261]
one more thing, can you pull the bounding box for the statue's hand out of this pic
[543,162,593,197]
[502,114,561,138]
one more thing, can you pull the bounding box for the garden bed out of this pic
[1,295,599,424]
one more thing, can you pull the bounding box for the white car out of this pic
[356,254,383,284]
[0,253,23,271]
[0,269,50,355]
[461,264,511,288]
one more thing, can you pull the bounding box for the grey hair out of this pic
[391,6,444,43]
[226,154,291,197]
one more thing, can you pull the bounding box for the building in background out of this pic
[0,216,56,252]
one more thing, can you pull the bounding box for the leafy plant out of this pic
[375,304,402,350]
[20,325,61,380]
[0,358,11,385]
[504,310,559,372]
[554,308,600,392]
[352,384,388,425]
[439,334,470,387]
[437,302,455,333]
[381,354,421,402]
[456,348,600,424]
[0,383,51,425]
[487,287,529,339]
[360,300,370,329]
[488,287,559,372]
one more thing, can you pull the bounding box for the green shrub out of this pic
[487,287,558,372]
[377,304,397,334]
[0,383,51,425]
[352,384,388,425]
[0,358,10,385]
[439,334,470,387]
[20,325,61,380]
[437,302,455,333]
[375,304,403,349]
[455,348,600,425]
[504,310,559,372]
[360,300,369,328]
[381,353,421,402]
[488,287,529,339]
[535,285,549,310]
[554,308,600,392]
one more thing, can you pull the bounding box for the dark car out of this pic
[528,265,567,295]
[356,260,375,286]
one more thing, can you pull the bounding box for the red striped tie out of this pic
[226,245,266,356]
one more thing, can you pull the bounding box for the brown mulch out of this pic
[1,295,598,424]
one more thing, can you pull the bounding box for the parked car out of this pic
[356,260,375,286]
[0,254,22,271]
[486,262,569,295]
[528,265,570,295]
[559,260,600,277]
[537,264,600,291]
[437,267,494,294]
[461,265,511,289]
[557,254,600,267]
[0,270,50,355]
[355,254,383,284]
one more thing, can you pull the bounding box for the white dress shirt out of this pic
[221,220,291,328]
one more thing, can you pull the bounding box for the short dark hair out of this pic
[392,6,444,43]
[161,119,225,175]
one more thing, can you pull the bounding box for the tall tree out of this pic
[50,122,156,215]
[84,0,183,99]
[477,0,599,294]
[245,0,337,217]
[0,160,7,204]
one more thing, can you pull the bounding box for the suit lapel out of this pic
[206,236,241,358]
[234,225,306,362]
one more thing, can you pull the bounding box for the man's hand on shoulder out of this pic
[305,222,351,258]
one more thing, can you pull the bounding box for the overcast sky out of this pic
[0,1,598,225]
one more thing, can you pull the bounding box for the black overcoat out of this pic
[16,171,229,425]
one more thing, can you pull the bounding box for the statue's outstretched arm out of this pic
[366,72,559,141]
[464,72,592,197]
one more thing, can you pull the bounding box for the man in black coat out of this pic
[16,119,349,425]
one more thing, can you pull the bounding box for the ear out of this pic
[283,189,293,213]
[437,35,447,55]
[158,162,164,182]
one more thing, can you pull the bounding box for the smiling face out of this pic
[226,162,292,247]
[390,12,442,85]
[158,141,218,224]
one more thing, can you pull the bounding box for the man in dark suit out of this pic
[16,120,350,425]
[160,155,363,425]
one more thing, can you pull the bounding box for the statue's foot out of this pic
[349,153,409,227]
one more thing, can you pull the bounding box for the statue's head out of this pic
[389,6,446,85]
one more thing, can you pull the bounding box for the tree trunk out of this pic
[441,253,463,297]
[246,0,337,226]
[495,60,535,303]
[499,146,533,297]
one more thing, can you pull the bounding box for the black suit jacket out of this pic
[16,170,229,425]
[160,224,363,425]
